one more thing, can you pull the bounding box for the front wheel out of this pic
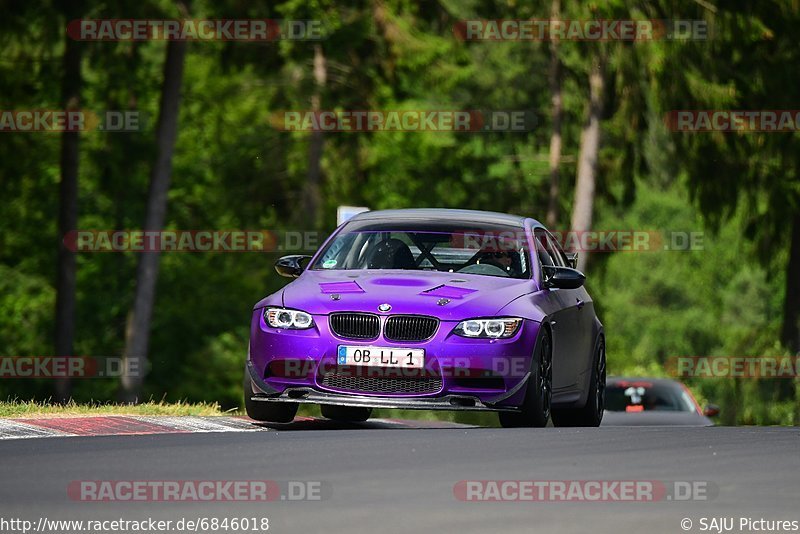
[499,328,552,428]
[243,371,298,423]
[551,337,605,427]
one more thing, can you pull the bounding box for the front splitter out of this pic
[250,388,520,412]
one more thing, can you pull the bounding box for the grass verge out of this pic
[0,399,228,418]
[1,399,500,426]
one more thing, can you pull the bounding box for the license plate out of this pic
[337,345,424,369]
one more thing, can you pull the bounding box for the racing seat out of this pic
[366,238,416,269]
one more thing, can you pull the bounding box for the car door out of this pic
[531,228,581,393]
[546,230,595,387]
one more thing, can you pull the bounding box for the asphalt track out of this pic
[0,421,798,534]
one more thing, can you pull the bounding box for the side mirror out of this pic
[565,252,578,269]
[542,265,585,289]
[703,404,720,417]
[275,255,312,278]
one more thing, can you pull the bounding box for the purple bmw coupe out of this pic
[245,209,605,427]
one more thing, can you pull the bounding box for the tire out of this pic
[551,337,606,427]
[321,404,372,422]
[498,327,552,428]
[243,371,298,423]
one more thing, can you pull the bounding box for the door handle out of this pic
[576,298,585,310]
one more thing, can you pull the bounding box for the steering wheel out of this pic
[457,263,509,277]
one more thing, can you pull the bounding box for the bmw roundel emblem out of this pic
[378,303,392,312]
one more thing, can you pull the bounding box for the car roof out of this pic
[349,208,537,227]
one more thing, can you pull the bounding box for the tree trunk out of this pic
[781,212,800,353]
[545,0,562,229]
[54,32,82,403]
[779,212,800,425]
[119,38,187,402]
[303,44,327,229]
[570,57,605,273]
[721,379,740,426]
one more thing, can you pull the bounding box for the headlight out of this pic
[264,308,315,329]
[453,317,522,339]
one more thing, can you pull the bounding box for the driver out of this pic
[480,250,515,274]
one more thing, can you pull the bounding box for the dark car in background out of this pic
[601,377,719,426]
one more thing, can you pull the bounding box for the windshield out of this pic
[311,220,531,279]
[605,381,698,413]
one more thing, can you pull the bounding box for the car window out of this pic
[533,228,556,267]
[546,232,567,267]
[312,221,532,279]
[605,381,697,413]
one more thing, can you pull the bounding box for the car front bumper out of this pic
[247,309,541,409]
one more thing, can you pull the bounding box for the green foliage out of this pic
[0,266,55,357]
[593,181,795,425]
